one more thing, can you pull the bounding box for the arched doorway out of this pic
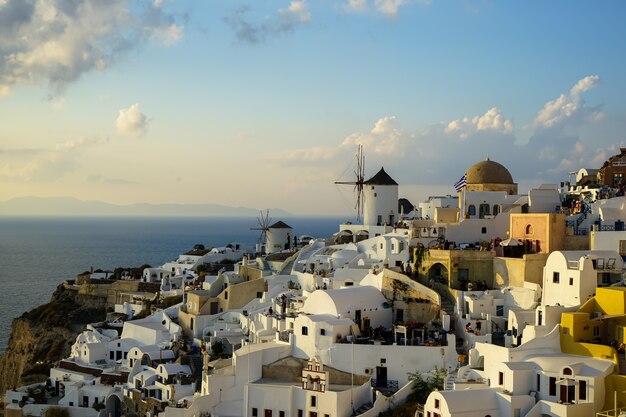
[428,263,449,286]
[105,394,122,417]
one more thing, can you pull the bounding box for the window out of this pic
[380,243,383,249]
[498,372,504,386]
[549,377,556,396]
[493,205,500,216]
[579,380,587,400]
[468,205,476,216]
[496,305,504,316]
[537,374,541,391]
[553,272,560,284]
[298,410,303,417]
[434,399,440,409]
[320,329,326,336]
[525,224,533,235]
[563,367,572,375]
[302,326,308,336]
[399,241,405,252]
[311,396,317,407]
[569,277,574,286]
[265,410,272,417]
[257,292,263,298]
[280,412,285,417]
[225,291,228,300]
[614,172,624,185]
[619,240,626,258]
[481,227,487,234]
[594,326,600,337]
[252,408,258,417]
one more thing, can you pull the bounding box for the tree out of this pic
[406,366,446,404]
[46,407,70,417]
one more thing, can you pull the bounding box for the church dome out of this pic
[466,158,514,184]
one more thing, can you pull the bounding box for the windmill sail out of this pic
[251,209,272,253]
[335,145,365,222]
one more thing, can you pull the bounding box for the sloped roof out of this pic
[365,167,398,186]
[269,221,292,229]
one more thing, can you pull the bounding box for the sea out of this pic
[0,215,345,355]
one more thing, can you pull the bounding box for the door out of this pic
[355,310,362,329]
[265,410,273,417]
[376,366,387,387]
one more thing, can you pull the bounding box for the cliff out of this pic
[0,284,107,399]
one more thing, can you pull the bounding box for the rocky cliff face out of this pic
[0,284,107,399]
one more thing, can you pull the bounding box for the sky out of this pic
[1,0,626,216]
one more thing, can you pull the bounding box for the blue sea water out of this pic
[0,216,345,355]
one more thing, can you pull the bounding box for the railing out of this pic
[371,379,399,390]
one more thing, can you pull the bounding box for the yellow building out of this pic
[510,213,567,254]
[560,287,626,412]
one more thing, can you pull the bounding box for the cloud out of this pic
[344,0,431,16]
[534,75,601,129]
[0,137,98,180]
[224,1,310,44]
[374,0,411,17]
[0,0,184,96]
[345,0,368,12]
[445,107,513,140]
[86,174,133,184]
[116,103,149,138]
[342,116,406,155]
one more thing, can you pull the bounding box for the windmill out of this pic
[335,144,365,222]
[251,209,272,253]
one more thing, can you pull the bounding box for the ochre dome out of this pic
[466,159,513,184]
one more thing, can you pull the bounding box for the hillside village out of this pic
[7,149,626,417]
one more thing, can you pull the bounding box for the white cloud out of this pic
[534,75,601,129]
[342,116,405,155]
[1,137,98,180]
[279,1,311,23]
[151,23,184,45]
[0,0,184,96]
[116,103,149,138]
[345,0,368,12]
[445,107,513,139]
[225,1,310,44]
[374,0,410,17]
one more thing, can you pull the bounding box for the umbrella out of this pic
[500,237,522,246]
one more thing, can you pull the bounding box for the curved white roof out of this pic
[434,388,499,413]
[302,285,386,316]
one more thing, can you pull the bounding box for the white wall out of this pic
[364,184,398,227]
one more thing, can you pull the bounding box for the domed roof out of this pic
[466,158,514,184]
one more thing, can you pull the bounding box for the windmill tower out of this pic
[335,144,366,223]
[251,209,271,254]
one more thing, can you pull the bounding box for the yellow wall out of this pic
[596,287,626,316]
[493,253,548,288]
[605,375,626,412]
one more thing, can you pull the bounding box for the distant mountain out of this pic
[0,196,293,217]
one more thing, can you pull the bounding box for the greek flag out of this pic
[454,174,467,192]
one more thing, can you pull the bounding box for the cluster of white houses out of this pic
[7,150,626,417]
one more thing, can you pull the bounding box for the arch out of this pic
[525,224,534,235]
[428,263,449,286]
[479,203,490,218]
[105,393,122,417]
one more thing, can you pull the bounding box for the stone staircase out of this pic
[353,402,374,416]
